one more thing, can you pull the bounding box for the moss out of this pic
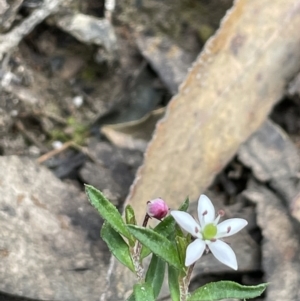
[49,118,89,145]
[50,129,69,142]
[66,117,89,145]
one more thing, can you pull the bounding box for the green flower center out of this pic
[202,223,217,240]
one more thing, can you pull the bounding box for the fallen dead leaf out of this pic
[127,0,300,224]
[101,108,165,152]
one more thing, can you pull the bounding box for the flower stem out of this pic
[131,214,150,282]
[179,263,195,301]
[142,213,150,227]
[131,246,144,282]
[185,263,195,287]
[179,276,188,301]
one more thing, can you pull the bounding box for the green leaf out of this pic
[175,236,187,265]
[125,205,137,225]
[134,283,155,301]
[101,222,135,272]
[179,197,189,211]
[85,185,132,241]
[168,265,180,301]
[145,254,165,298]
[141,215,177,259]
[155,215,176,233]
[187,281,268,301]
[140,246,151,260]
[128,225,182,270]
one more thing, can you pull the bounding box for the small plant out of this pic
[85,185,267,301]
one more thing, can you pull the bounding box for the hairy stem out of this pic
[131,247,144,282]
[179,263,195,300]
[131,213,150,282]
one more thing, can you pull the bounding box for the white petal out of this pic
[170,211,201,236]
[197,194,215,227]
[185,239,206,266]
[216,218,248,238]
[208,240,237,270]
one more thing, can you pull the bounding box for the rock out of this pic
[244,181,300,301]
[238,119,300,222]
[0,156,108,301]
[79,139,143,205]
[288,72,300,97]
[55,13,118,61]
[95,65,164,126]
[136,35,195,94]
[238,119,300,183]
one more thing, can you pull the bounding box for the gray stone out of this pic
[244,181,300,301]
[238,119,300,215]
[238,119,300,183]
[80,140,143,205]
[0,156,108,301]
[136,35,195,94]
[288,72,300,96]
[55,13,118,58]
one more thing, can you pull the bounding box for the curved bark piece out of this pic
[126,0,300,223]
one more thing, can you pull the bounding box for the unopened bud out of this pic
[146,198,169,220]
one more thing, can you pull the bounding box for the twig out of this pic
[184,262,195,288]
[37,140,105,168]
[0,0,63,59]
[37,141,73,164]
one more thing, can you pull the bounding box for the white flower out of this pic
[171,195,248,270]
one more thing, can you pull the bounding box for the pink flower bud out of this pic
[147,198,169,220]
